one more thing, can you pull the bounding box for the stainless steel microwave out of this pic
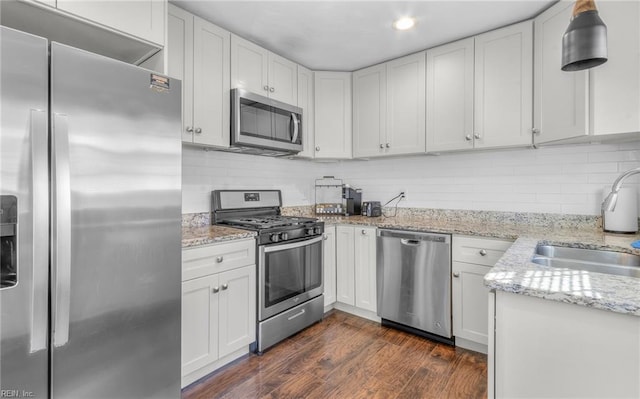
[231,88,303,155]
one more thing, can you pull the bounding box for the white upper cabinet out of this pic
[427,21,533,152]
[535,0,640,144]
[426,38,475,152]
[296,65,315,158]
[56,0,165,46]
[474,21,533,148]
[231,35,298,104]
[534,1,589,143]
[589,1,640,137]
[314,71,352,159]
[167,5,230,147]
[353,52,426,158]
[353,63,387,158]
[386,52,426,155]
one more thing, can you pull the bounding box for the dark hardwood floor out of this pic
[182,310,487,399]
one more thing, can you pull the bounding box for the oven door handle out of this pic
[263,235,323,253]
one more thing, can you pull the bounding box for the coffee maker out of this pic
[342,185,362,216]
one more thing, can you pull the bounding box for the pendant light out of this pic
[561,0,607,71]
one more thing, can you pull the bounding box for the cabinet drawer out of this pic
[452,235,513,267]
[182,239,255,281]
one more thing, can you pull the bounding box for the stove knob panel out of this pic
[314,227,322,235]
[280,232,289,241]
[270,234,280,243]
[305,228,314,236]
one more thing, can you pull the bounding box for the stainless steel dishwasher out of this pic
[376,229,453,344]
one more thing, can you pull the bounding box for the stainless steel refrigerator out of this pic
[1,26,182,398]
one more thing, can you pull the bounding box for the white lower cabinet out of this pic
[181,240,256,388]
[491,291,640,398]
[452,235,512,353]
[322,225,337,308]
[335,226,378,319]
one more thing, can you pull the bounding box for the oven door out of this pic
[258,235,323,321]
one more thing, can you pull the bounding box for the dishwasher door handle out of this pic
[400,239,421,246]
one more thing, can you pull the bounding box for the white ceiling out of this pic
[171,0,557,71]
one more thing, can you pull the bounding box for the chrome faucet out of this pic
[602,167,640,212]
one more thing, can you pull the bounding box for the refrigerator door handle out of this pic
[30,109,49,353]
[51,113,71,348]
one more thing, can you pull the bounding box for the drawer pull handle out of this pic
[287,309,306,321]
[212,286,219,293]
[453,272,460,278]
[479,249,487,256]
[216,256,224,263]
[221,284,228,290]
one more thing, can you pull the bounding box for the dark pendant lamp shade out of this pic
[561,0,608,71]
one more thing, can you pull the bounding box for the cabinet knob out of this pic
[532,128,540,135]
[479,249,487,256]
[361,229,367,235]
[323,233,328,240]
[465,134,472,141]
[185,126,193,133]
[269,87,275,93]
[195,127,202,134]
[212,286,219,293]
[315,146,320,152]
[474,133,480,140]
[216,256,224,263]
[263,85,269,91]
[221,283,228,290]
[386,143,390,148]
[453,272,460,278]
[379,144,384,149]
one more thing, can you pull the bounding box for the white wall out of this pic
[182,141,640,215]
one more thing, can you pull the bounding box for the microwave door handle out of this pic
[291,113,299,144]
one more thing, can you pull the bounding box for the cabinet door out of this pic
[218,265,256,358]
[534,1,588,143]
[590,1,640,136]
[166,5,194,143]
[474,21,533,149]
[192,17,230,147]
[335,226,355,306]
[386,52,426,155]
[231,35,269,96]
[354,226,377,313]
[322,226,337,307]
[181,274,219,377]
[426,38,474,152]
[296,65,315,158]
[56,0,165,45]
[268,53,298,104]
[352,63,386,158]
[452,261,491,345]
[314,72,352,159]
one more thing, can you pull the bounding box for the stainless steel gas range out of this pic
[212,190,324,354]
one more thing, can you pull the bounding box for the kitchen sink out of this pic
[531,245,640,278]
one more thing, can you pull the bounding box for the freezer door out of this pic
[0,27,49,399]
[50,43,182,398]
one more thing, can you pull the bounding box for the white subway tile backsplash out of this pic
[182,141,640,216]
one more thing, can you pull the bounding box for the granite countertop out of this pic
[307,212,640,317]
[182,208,640,316]
[182,225,256,248]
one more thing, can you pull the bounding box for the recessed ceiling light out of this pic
[393,17,416,31]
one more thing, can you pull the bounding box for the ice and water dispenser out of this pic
[1,195,17,288]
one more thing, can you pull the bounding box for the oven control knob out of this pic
[280,232,289,241]
[314,227,322,235]
[270,233,280,243]
[305,228,314,236]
